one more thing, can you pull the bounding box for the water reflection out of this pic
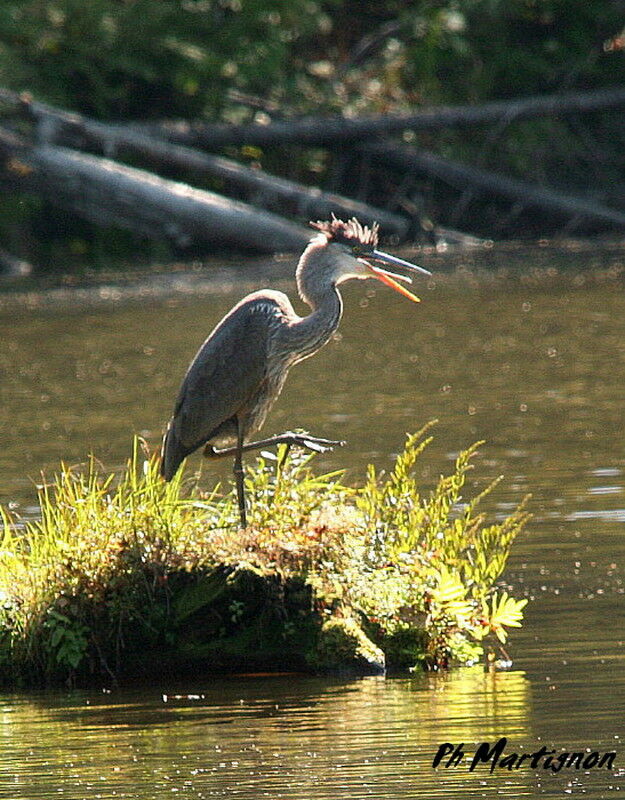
[2,667,621,797]
[1,671,536,800]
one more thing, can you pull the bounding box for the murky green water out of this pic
[1,244,624,798]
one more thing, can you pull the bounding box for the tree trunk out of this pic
[361,141,625,232]
[0,89,408,238]
[0,128,310,252]
[130,86,625,148]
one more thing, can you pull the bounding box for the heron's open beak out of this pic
[359,250,431,304]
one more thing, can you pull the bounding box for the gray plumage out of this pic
[160,217,428,502]
[160,287,337,480]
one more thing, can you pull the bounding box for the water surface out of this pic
[1,243,624,798]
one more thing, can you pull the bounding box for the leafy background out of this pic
[1,0,624,267]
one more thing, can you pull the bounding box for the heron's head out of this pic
[298,217,430,304]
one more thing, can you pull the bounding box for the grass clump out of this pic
[0,424,530,685]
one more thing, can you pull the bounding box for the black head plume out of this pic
[310,216,379,251]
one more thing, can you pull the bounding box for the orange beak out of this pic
[366,263,422,302]
[357,248,430,303]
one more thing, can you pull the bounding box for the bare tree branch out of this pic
[126,87,625,148]
[361,140,625,232]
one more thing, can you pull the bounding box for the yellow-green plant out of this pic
[351,421,530,665]
[0,426,530,683]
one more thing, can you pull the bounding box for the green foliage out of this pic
[323,422,531,667]
[313,616,385,673]
[476,591,528,644]
[397,1,625,105]
[0,427,530,683]
[43,609,89,670]
[2,1,624,265]
[0,0,325,119]
[1,1,622,121]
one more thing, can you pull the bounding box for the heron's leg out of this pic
[233,419,247,529]
[204,431,343,527]
[205,431,345,460]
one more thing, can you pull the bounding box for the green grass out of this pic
[0,423,530,685]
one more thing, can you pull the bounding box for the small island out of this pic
[0,422,529,686]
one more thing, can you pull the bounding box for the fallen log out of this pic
[0,128,310,252]
[129,86,625,148]
[360,141,625,232]
[0,89,408,238]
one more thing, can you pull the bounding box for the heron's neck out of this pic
[285,278,343,362]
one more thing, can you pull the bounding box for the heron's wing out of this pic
[171,299,279,453]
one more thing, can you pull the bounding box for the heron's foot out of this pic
[203,432,345,461]
[277,431,345,454]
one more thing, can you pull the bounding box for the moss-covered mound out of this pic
[0,424,530,686]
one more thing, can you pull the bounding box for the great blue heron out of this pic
[161,217,431,527]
